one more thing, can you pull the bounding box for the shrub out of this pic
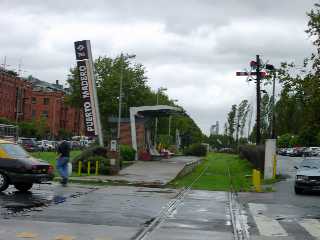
[158,134,172,148]
[239,144,265,171]
[72,146,107,163]
[72,145,108,170]
[120,145,136,161]
[76,155,110,175]
[184,143,207,156]
[168,145,178,154]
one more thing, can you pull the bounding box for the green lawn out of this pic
[169,153,253,191]
[31,150,82,167]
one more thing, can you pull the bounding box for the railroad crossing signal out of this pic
[236,71,267,77]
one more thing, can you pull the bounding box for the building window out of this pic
[44,98,49,105]
[32,109,36,119]
[42,110,48,118]
[32,97,36,104]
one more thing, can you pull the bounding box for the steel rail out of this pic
[133,165,209,240]
[227,164,250,240]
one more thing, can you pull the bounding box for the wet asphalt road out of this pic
[0,156,319,239]
[239,155,320,240]
[0,184,234,240]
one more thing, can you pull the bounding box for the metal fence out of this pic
[0,124,18,141]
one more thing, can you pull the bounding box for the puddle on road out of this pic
[0,187,98,216]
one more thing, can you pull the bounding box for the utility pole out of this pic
[168,115,172,137]
[271,70,276,139]
[256,55,261,145]
[117,54,124,142]
[154,87,167,146]
[2,56,8,70]
[154,93,159,146]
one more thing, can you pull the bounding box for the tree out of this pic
[240,103,250,138]
[36,116,49,139]
[235,100,248,145]
[66,53,204,145]
[227,104,237,141]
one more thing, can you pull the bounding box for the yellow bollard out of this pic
[252,169,256,187]
[272,155,277,179]
[87,161,91,176]
[256,170,261,192]
[95,160,99,176]
[78,161,82,176]
[252,169,262,192]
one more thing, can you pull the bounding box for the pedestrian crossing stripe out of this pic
[248,203,288,237]
[299,219,320,238]
[249,203,320,238]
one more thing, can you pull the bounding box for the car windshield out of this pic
[300,160,320,169]
[0,143,30,158]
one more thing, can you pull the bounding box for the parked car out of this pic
[294,159,320,194]
[278,148,287,156]
[284,148,294,156]
[0,139,54,192]
[309,147,320,156]
[71,141,81,150]
[48,141,58,151]
[17,137,39,152]
[289,147,304,157]
[37,140,55,151]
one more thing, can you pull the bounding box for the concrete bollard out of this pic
[78,161,82,176]
[264,139,276,179]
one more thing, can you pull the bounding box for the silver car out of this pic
[294,159,320,194]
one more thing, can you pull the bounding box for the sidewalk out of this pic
[70,156,202,187]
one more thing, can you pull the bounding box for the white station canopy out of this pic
[129,105,183,159]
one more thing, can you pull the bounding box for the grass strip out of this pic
[169,153,253,191]
[31,150,82,174]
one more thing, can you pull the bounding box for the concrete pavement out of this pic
[70,156,202,186]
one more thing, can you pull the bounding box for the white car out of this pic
[38,140,54,151]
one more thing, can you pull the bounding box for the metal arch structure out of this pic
[129,105,183,160]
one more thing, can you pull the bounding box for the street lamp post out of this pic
[154,87,167,146]
[117,54,136,147]
[168,99,178,137]
[117,54,124,143]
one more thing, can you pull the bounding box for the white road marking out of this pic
[248,203,288,237]
[299,219,320,238]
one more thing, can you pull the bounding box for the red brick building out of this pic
[0,69,32,122]
[0,69,84,138]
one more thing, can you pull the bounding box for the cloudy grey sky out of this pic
[1,0,316,135]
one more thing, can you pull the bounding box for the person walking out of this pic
[56,140,71,186]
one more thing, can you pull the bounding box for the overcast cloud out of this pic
[0,0,316,135]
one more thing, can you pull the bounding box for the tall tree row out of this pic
[66,54,205,145]
[274,3,320,146]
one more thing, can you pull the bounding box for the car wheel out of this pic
[295,187,303,194]
[14,183,33,192]
[0,173,9,192]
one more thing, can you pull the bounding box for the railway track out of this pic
[132,165,208,240]
[133,162,250,240]
[227,164,250,240]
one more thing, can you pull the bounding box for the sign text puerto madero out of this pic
[74,40,98,136]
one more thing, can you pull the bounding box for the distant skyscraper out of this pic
[210,121,219,135]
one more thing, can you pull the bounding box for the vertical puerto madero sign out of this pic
[74,40,103,144]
